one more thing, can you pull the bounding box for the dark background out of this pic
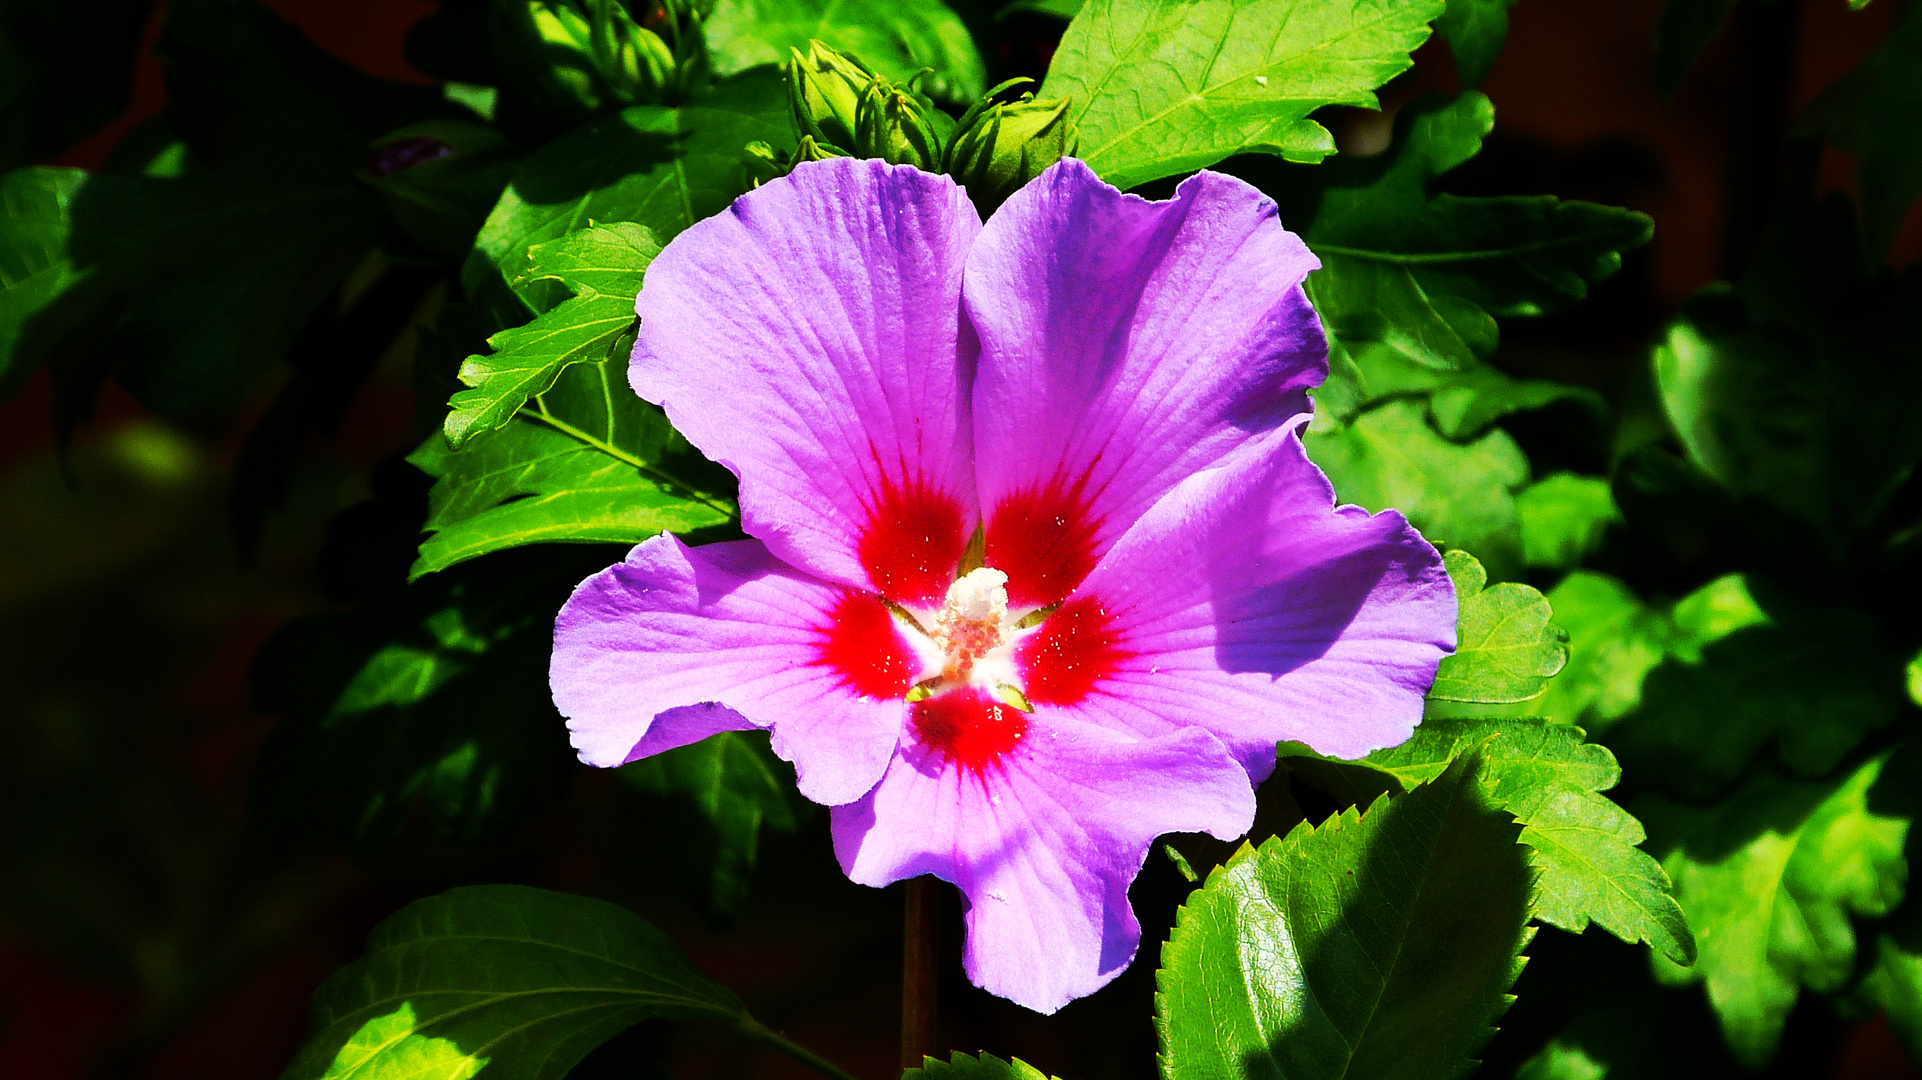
[1,1,1918,1077]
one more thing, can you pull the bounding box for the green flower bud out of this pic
[587,0,677,104]
[944,93,1077,211]
[785,41,875,153]
[854,79,949,170]
[790,134,850,165]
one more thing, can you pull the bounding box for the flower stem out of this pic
[737,1016,862,1080]
[902,876,939,1071]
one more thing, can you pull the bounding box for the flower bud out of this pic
[854,79,950,170]
[944,94,1077,211]
[784,41,874,154]
[589,0,678,105]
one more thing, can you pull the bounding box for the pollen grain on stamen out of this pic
[933,566,1011,680]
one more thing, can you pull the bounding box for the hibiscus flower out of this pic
[550,156,1457,1013]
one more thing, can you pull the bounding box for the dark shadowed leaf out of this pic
[1157,756,1531,1080]
[1042,0,1444,190]
[0,0,158,170]
[250,547,601,857]
[619,731,808,921]
[279,885,746,1080]
[1653,0,1737,95]
[704,0,986,104]
[1553,572,1903,798]
[1283,93,1651,376]
[1436,0,1518,85]
[410,357,735,578]
[1798,0,1922,257]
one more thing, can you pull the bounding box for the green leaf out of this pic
[1305,399,1532,581]
[1428,549,1568,702]
[1041,0,1445,190]
[1536,571,1673,734]
[1290,93,1652,375]
[1653,0,1736,95]
[0,166,85,398]
[1855,897,1922,1068]
[1436,0,1518,86]
[1315,345,1605,436]
[1581,574,1902,798]
[704,0,986,104]
[1641,749,1916,1066]
[1356,718,1693,964]
[470,70,790,308]
[1908,647,1922,707]
[280,884,746,1080]
[1652,184,1922,549]
[1518,473,1621,571]
[1156,755,1532,1080]
[906,1052,1063,1080]
[445,223,661,447]
[1798,0,1922,257]
[618,731,808,921]
[410,357,735,578]
[251,549,595,856]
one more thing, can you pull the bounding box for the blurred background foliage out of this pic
[0,0,1919,1078]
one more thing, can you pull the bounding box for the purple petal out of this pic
[1021,428,1455,774]
[631,158,984,607]
[551,535,923,804]
[832,703,1254,1013]
[964,158,1326,609]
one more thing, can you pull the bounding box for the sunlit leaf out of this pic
[1157,755,1531,1080]
[704,0,986,104]
[1042,0,1444,190]
[1518,473,1621,571]
[906,1052,1062,1080]
[410,357,735,578]
[1305,400,1532,580]
[1428,549,1568,702]
[0,166,84,398]
[1356,718,1693,963]
[445,223,661,446]
[469,69,789,309]
[1641,747,1917,1066]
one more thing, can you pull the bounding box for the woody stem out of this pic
[901,876,939,1071]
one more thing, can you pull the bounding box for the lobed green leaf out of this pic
[445,223,661,447]
[1640,747,1918,1065]
[1042,0,1445,190]
[1304,400,1532,581]
[1517,473,1621,571]
[1427,549,1569,703]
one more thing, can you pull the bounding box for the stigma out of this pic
[934,567,1011,680]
